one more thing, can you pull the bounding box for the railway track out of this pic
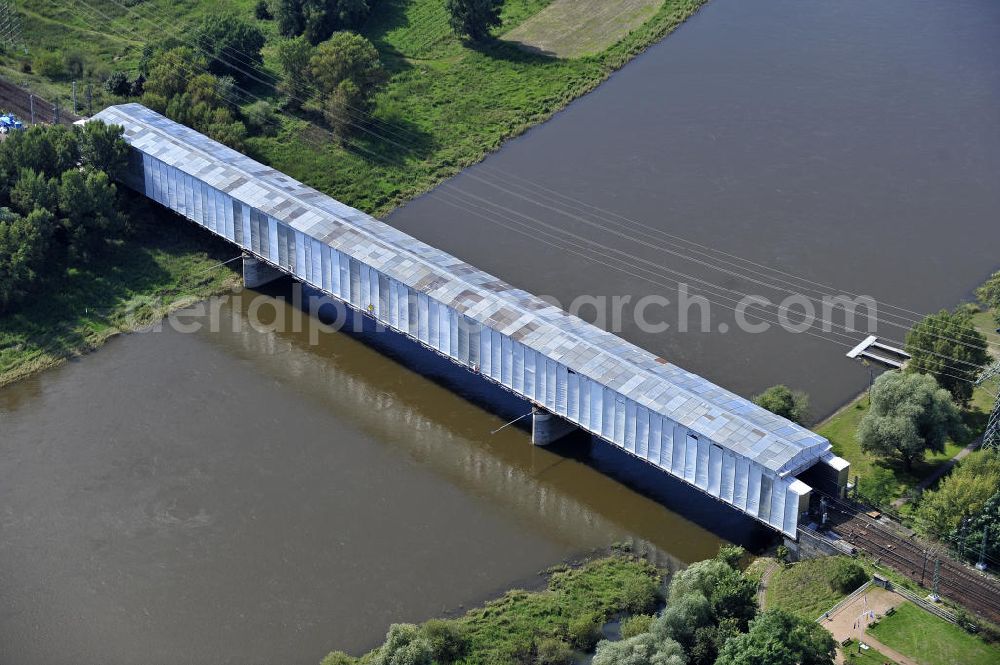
[0,77,80,125]
[826,503,1000,625]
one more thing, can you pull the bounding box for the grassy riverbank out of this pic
[0,202,238,388]
[321,553,662,665]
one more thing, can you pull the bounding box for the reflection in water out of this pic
[0,286,724,665]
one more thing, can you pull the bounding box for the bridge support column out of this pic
[243,254,283,288]
[531,408,577,446]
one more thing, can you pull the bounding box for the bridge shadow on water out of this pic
[265,279,776,553]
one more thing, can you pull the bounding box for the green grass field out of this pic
[841,639,899,665]
[764,556,854,621]
[868,601,1000,665]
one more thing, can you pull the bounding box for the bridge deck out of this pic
[91,103,844,537]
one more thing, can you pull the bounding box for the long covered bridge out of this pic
[90,103,849,539]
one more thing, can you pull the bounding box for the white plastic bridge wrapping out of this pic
[91,104,849,538]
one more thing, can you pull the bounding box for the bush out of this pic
[751,385,809,425]
[565,613,603,651]
[370,624,433,665]
[618,572,660,615]
[717,545,746,570]
[421,619,468,664]
[254,0,272,20]
[242,100,279,135]
[619,613,653,639]
[63,51,86,79]
[534,638,574,665]
[320,651,356,665]
[35,51,65,79]
[104,71,132,97]
[775,544,790,563]
[828,559,867,594]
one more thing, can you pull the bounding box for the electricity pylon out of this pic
[976,361,1000,450]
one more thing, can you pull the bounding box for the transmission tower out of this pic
[976,361,1000,450]
[0,1,25,54]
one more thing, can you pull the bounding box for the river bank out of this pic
[0,201,238,388]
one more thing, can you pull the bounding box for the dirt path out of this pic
[756,559,781,609]
[502,0,665,58]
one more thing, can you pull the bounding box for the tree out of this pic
[714,610,835,665]
[274,0,373,44]
[104,71,131,97]
[446,0,504,41]
[9,168,58,216]
[276,36,315,105]
[143,47,207,103]
[255,0,273,20]
[193,12,266,81]
[827,558,867,594]
[857,371,966,469]
[57,169,125,262]
[370,624,433,665]
[310,32,386,134]
[656,592,713,651]
[976,271,1000,324]
[752,385,810,425]
[905,308,989,406]
[716,544,746,570]
[0,207,52,312]
[619,614,653,640]
[0,124,79,184]
[951,488,1000,566]
[592,630,686,665]
[310,32,386,98]
[78,121,130,181]
[915,449,1000,538]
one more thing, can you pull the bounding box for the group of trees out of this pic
[592,547,835,665]
[266,0,374,44]
[0,123,130,312]
[276,31,387,136]
[914,449,999,564]
[976,271,1000,328]
[98,0,512,146]
[905,305,990,407]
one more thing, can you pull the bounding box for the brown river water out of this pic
[2,0,999,663]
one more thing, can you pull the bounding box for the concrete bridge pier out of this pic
[243,254,283,288]
[531,407,577,446]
